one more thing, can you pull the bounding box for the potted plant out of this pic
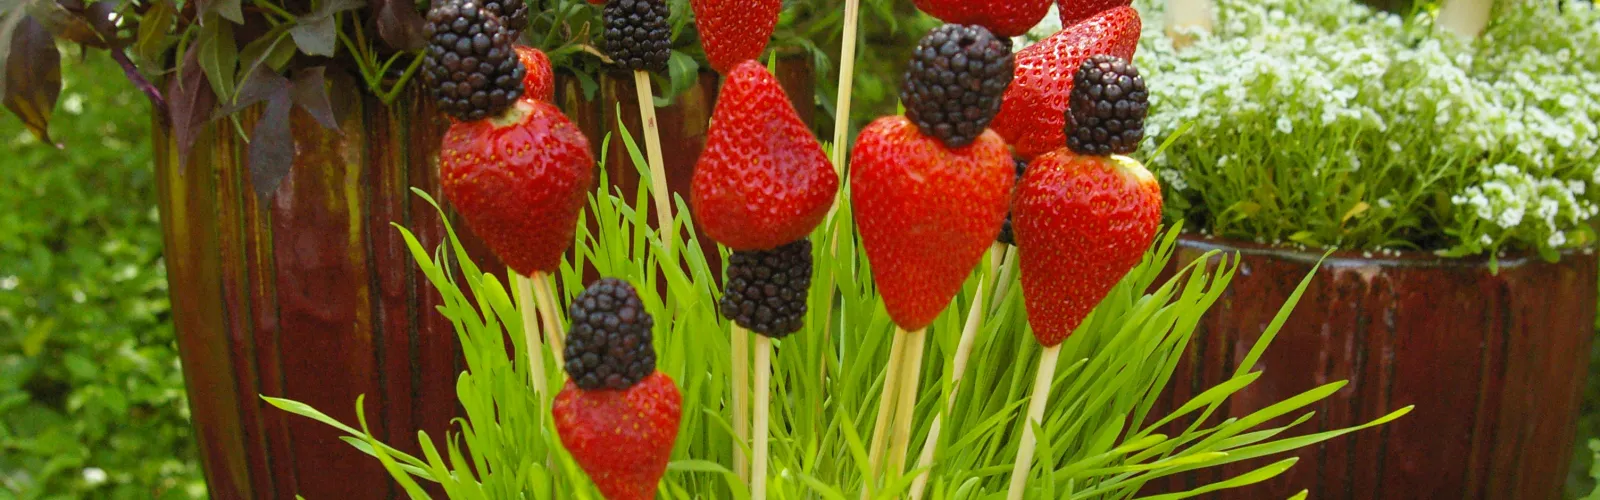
[0,0,818,496]
[1132,0,1600,497]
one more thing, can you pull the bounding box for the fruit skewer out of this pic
[601,0,676,258]
[687,0,785,485]
[1006,54,1160,499]
[688,37,834,492]
[851,18,1021,494]
[419,0,592,398]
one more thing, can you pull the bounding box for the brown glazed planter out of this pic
[156,59,813,499]
[1145,234,1596,499]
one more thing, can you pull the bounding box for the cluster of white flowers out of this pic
[1133,0,1600,257]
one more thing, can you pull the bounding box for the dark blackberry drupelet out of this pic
[996,157,1026,245]
[603,0,672,73]
[422,0,526,121]
[1066,54,1149,156]
[481,0,528,33]
[564,278,657,391]
[720,239,813,338]
[900,24,1015,148]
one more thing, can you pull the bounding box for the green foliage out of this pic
[271,124,1406,498]
[0,56,202,499]
[1136,0,1600,258]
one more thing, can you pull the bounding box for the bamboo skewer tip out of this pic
[1006,344,1063,500]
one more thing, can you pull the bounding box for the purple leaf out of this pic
[373,0,426,52]
[290,0,366,57]
[3,16,62,144]
[166,43,217,173]
[222,63,288,116]
[291,66,338,130]
[248,86,295,201]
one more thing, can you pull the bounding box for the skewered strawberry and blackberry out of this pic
[1066,54,1148,156]
[991,6,1141,159]
[901,24,1016,148]
[720,239,813,338]
[422,0,527,121]
[1015,54,1161,347]
[603,0,672,72]
[691,61,837,337]
[564,278,658,390]
[554,279,682,500]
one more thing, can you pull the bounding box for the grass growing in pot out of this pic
[1135,0,1600,261]
[266,127,1407,498]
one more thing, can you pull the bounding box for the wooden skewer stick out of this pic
[1436,0,1492,39]
[752,335,774,500]
[633,70,675,258]
[530,273,565,367]
[514,274,548,397]
[863,326,910,498]
[908,280,987,500]
[887,328,927,475]
[830,0,862,176]
[1006,344,1063,500]
[731,324,752,483]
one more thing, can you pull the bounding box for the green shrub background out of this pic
[0,55,203,498]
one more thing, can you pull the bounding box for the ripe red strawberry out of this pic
[554,371,682,500]
[440,97,595,275]
[692,60,837,251]
[1014,152,1161,346]
[692,0,781,73]
[1058,0,1133,26]
[912,0,1053,37]
[515,45,556,103]
[851,116,1014,331]
[990,6,1140,160]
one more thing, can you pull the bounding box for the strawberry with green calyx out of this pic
[554,278,682,500]
[692,0,782,74]
[912,0,1054,38]
[439,97,595,276]
[1014,54,1160,347]
[514,45,556,103]
[990,6,1140,159]
[850,116,1014,331]
[1058,0,1133,26]
[691,60,837,253]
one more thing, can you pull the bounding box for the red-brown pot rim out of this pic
[1176,232,1596,270]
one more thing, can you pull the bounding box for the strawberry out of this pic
[1057,0,1133,26]
[912,0,1054,38]
[990,6,1140,160]
[691,0,781,73]
[554,372,682,500]
[850,116,1014,331]
[1014,152,1161,346]
[439,97,595,275]
[515,45,556,103]
[691,60,837,251]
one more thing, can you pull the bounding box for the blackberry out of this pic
[603,0,672,73]
[422,0,526,121]
[564,278,657,391]
[481,0,528,33]
[997,157,1026,246]
[720,239,812,338]
[900,24,1015,148]
[1065,54,1149,156]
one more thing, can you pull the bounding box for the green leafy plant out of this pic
[269,126,1407,497]
[1134,0,1600,260]
[0,54,202,499]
